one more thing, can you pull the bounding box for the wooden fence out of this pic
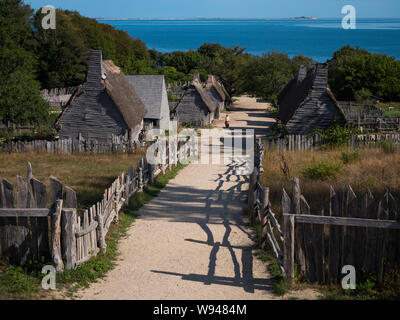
[0,134,140,154]
[282,179,400,285]
[248,139,285,275]
[248,138,400,286]
[0,164,77,271]
[264,133,400,152]
[0,136,195,271]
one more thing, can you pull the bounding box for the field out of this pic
[0,151,184,300]
[0,152,144,210]
[377,101,400,118]
[261,146,400,215]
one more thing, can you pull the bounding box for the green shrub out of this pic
[380,140,397,154]
[340,149,360,164]
[301,161,342,180]
[314,123,358,147]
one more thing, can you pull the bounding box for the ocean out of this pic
[99,18,400,62]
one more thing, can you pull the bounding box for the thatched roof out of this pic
[56,50,147,132]
[205,75,226,102]
[102,60,147,130]
[192,79,217,113]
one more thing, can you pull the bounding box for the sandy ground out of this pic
[76,96,321,300]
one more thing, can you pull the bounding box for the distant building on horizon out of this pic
[57,50,147,143]
[277,62,347,134]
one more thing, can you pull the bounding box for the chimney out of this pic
[86,50,103,84]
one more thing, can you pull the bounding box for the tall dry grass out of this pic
[261,147,400,215]
[0,152,144,210]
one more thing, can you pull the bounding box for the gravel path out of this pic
[77,96,320,300]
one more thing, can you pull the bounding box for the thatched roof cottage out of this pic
[205,75,231,110]
[277,62,347,134]
[126,75,170,131]
[172,77,217,126]
[57,50,147,143]
[205,75,226,119]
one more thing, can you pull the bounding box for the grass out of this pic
[322,272,400,300]
[0,161,186,300]
[0,152,144,210]
[261,145,400,299]
[250,211,291,296]
[340,149,360,165]
[261,146,400,215]
[376,101,400,118]
[301,161,342,181]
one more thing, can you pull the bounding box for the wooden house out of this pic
[205,75,227,119]
[126,75,170,131]
[57,50,147,143]
[277,62,347,134]
[172,78,217,127]
[205,75,231,110]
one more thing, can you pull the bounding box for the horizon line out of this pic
[95,16,400,20]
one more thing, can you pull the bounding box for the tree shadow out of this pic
[149,160,270,293]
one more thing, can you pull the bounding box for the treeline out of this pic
[1,0,400,132]
[329,45,400,102]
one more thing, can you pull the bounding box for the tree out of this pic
[243,52,293,101]
[329,46,400,101]
[0,0,49,130]
[34,9,88,88]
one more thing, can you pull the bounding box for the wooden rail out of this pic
[248,138,286,276]
[0,135,196,271]
[282,179,400,285]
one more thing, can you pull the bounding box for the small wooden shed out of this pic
[172,78,217,127]
[57,50,147,143]
[278,62,347,134]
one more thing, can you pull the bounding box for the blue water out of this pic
[99,18,400,62]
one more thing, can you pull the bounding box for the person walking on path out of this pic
[225,114,230,128]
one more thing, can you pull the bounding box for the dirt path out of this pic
[76,96,320,300]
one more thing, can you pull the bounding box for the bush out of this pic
[301,161,342,180]
[354,88,373,105]
[380,140,397,154]
[340,149,360,164]
[314,123,357,147]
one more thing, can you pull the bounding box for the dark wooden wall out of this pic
[58,89,129,143]
[174,88,211,126]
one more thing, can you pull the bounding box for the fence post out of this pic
[51,199,64,272]
[260,187,269,248]
[292,177,306,274]
[283,214,295,285]
[248,168,258,225]
[61,208,77,270]
[138,167,144,192]
[95,212,107,253]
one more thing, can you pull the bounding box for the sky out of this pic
[26,0,400,19]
